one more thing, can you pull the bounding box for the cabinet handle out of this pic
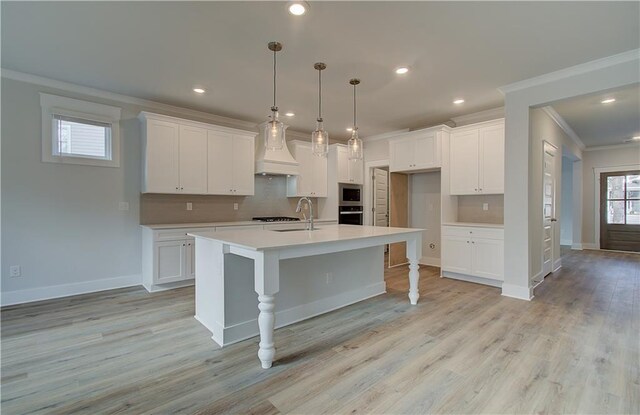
[175,187,179,190]
[472,241,475,244]
[467,241,470,243]
[182,243,185,246]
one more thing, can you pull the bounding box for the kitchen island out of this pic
[189,224,423,369]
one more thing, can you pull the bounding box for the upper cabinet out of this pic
[140,112,256,195]
[286,141,328,197]
[336,145,363,185]
[450,119,504,195]
[389,130,441,173]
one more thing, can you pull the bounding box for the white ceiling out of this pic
[552,84,640,147]
[2,1,639,138]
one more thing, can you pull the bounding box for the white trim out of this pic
[560,239,573,246]
[363,159,390,227]
[363,129,411,143]
[420,256,441,267]
[584,142,640,152]
[201,281,386,347]
[2,68,259,132]
[137,111,256,137]
[541,106,586,150]
[593,164,640,249]
[501,283,534,301]
[450,107,504,126]
[553,258,562,273]
[1,274,141,307]
[571,243,583,250]
[582,243,599,250]
[441,271,502,288]
[499,49,640,94]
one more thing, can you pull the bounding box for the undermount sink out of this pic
[271,227,321,232]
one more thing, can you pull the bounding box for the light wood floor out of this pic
[1,249,638,414]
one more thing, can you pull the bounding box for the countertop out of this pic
[442,222,504,229]
[142,218,338,230]
[189,224,423,251]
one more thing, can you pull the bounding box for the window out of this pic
[605,172,640,225]
[41,93,121,167]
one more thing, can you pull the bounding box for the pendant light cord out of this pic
[272,49,277,110]
[318,69,322,121]
[353,83,357,130]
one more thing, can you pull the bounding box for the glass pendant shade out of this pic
[347,128,363,161]
[265,110,285,150]
[312,120,329,157]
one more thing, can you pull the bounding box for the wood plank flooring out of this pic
[1,249,639,414]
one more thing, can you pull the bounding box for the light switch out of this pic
[483,203,489,211]
[186,202,193,211]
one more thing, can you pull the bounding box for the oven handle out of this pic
[339,211,363,215]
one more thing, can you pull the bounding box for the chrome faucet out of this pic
[295,197,315,230]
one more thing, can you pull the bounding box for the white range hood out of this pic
[255,121,299,176]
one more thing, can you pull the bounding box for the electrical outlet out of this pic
[326,272,333,284]
[118,202,129,211]
[483,203,489,211]
[9,265,21,278]
[186,202,193,211]
[233,203,239,211]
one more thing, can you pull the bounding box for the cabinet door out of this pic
[231,135,255,195]
[441,235,473,274]
[479,124,505,194]
[185,240,196,279]
[349,158,364,185]
[471,237,504,280]
[389,138,414,172]
[294,144,313,196]
[312,152,328,197]
[145,120,179,193]
[450,130,479,195]
[336,146,350,184]
[154,240,187,284]
[414,133,440,169]
[179,125,208,194]
[207,131,234,194]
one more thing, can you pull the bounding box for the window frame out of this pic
[603,171,640,225]
[40,93,122,167]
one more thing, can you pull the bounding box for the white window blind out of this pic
[53,114,112,159]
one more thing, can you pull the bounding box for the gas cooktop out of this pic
[252,216,301,222]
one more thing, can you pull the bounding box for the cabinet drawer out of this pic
[442,226,503,240]
[154,227,213,242]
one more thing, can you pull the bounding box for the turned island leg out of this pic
[254,251,280,369]
[406,234,422,305]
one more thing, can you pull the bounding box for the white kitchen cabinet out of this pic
[450,119,504,195]
[207,131,255,196]
[140,112,256,195]
[389,131,441,173]
[287,141,328,197]
[336,145,363,185]
[441,225,504,283]
[154,239,191,284]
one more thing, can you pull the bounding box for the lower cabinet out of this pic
[441,225,504,283]
[155,239,194,284]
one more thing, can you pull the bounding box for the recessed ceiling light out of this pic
[395,67,409,75]
[601,98,616,104]
[193,88,205,94]
[288,1,307,16]
[632,136,640,141]
[346,127,353,132]
[285,112,295,117]
[453,99,465,105]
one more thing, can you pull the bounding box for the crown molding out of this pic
[499,49,640,95]
[1,68,265,132]
[449,107,504,127]
[584,141,640,152]
[541,106,586,151]
[362,129,411,143]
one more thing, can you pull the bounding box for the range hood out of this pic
[255,121,299,176]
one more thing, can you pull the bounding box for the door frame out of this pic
[364,159,390,226]
[541,141,558,280]
[594,164,640,249]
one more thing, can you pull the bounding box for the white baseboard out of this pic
[202,281,387,347]
[441,271,502,288]
[501,283,533,301]
[582,243,598,250]
[553,258,562,272]
[420,256,441,267]
[1,274,142,307]
[571,243,583,250]
[560,239,573,246]
[143,279,194,293]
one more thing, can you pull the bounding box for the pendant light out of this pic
[347,78,363,161]
[311,62,329,157]
[265,41,285,150]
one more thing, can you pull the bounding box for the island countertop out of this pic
[188,224,423,251]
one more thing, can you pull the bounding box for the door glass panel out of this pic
[607,176,625,199]
[627,200,640,225]
[627,175,640,199]
[607,201,625,224]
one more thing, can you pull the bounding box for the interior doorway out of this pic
[372,167,389,227]
[600,170,640,252]
[541,141,558,279]
[560,153,575,254]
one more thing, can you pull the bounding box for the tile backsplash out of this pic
[456,194,504,224]
[140,176,313,224]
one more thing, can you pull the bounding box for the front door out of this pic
[600,171,640,252]
[542,142,557,278]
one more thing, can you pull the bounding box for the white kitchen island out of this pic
[189,224,423,369]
